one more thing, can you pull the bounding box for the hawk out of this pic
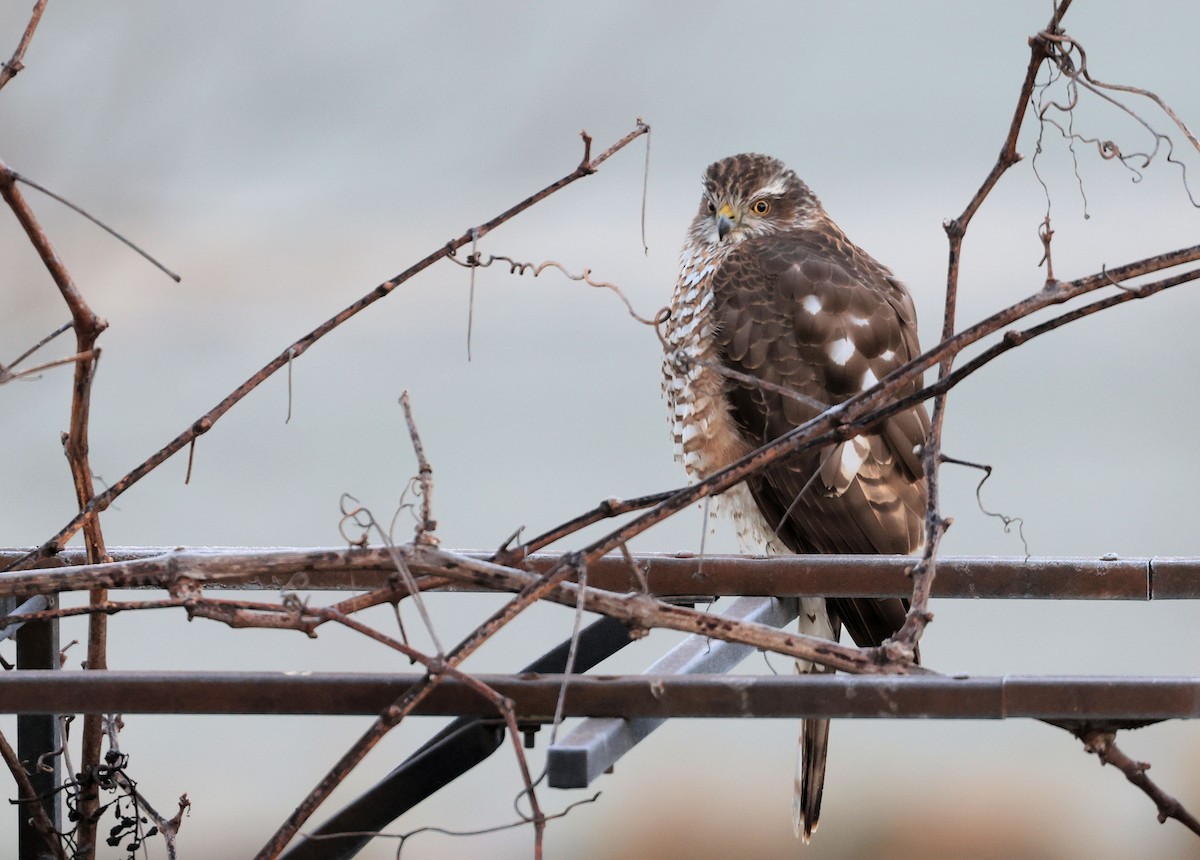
[663,153,929,840]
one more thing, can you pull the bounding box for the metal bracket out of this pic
[546,595,798,788]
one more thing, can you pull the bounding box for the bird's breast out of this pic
[663,241,759,493]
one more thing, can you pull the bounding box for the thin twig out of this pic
[400,391,438,547]
[0,0,49,91]
[0,348,98,386]
[639,117,651,254]
[104,716,189,860]
[297,792,600,854]
[8,170,182,282]
[3,320,71,373]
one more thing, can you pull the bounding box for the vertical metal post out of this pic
[15,594,61,860]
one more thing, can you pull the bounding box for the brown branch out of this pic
[498,491,673,563]
[251,598,548,858]
[1071,727,1200,836]
[0,152,113,857]
[4,120,650,576]
[111,782,189,860]
[400,391,438,547]
[0,348,98,385]
[0,0,48,91]
[894,0,1074,652]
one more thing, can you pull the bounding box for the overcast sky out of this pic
[2,3,1199,858]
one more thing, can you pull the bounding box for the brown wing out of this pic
[712,224,929,649]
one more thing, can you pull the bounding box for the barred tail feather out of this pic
[794,716,829,842]
[793,598,837,843]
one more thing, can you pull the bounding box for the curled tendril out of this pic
[447,248,666,329]
[1033,29,1200,207]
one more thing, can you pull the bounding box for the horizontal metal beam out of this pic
[3,547,1197,599]
[1,671,1197,721]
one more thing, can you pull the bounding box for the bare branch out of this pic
[0,0,48,91]
[0,148,114,856]
[400,391,438,547]
[2,320,71,374]
[1070,727,1200,836]
[0,348,98,386]
[8,170,181,282]
[3,121,650,575]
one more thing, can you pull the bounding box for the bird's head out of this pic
[690,153,822,246]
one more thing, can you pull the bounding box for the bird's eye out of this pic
[707,201,716,213]
[752,199,771,215]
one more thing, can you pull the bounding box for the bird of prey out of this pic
[662,153,929,840]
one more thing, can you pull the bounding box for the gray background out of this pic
[2,2,1198,857]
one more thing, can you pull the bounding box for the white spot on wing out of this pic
[826,337,855,366]
[848,315,870,327]
[842,437,868,473]
[802,295,822,315]
[880,349,896,361]
[861,368,878,390]
[822,435,871,495]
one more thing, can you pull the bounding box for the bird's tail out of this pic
[794,713,830,841]
[793,598,837,841]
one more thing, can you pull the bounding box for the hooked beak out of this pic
[715,203,736,240]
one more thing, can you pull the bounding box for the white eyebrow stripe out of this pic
[757,176,791,197]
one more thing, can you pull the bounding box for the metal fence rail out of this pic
[3,548,1198,859]
[1,670,1197,721]
[3,547,1199,598]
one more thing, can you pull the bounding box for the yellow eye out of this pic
[752,199,771,215]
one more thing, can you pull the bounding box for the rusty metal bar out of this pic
[548,595,798,788]
[3,547,1197,598]
[0,671,1196,721]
